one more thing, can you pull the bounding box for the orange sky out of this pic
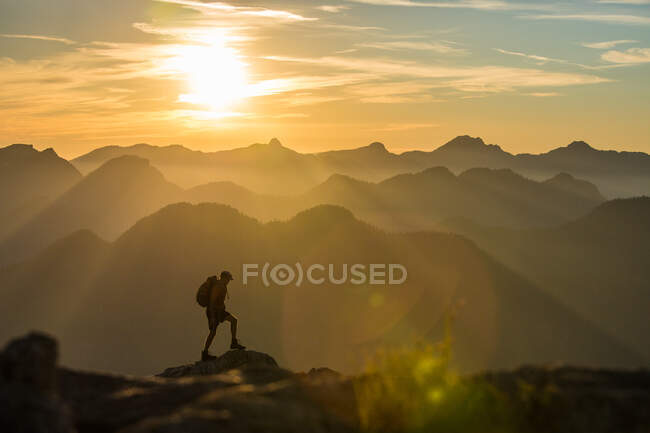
[1,0,649,158]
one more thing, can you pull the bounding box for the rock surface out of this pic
[59,355,356,433]
[158,350,279,378]
[481,365,650,433]
[0,332,75,433]
[2,332,650,433]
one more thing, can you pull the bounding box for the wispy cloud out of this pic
[318,23,386,32]
[496,45,650,70]
[0,33,75,45]
[582,40,639,49]
[526,92,561,97]
[359,40,467,54]
[281,93,345,106]
[154,0,317,21]
[347,80,439,103]
[132,22,254,45]
[264,55,610,93]
[494,48,568,64]
[522,14,650,25]
[596,0,650,4]
[348,0,551,10]
[317,5,351,13]
[372,123,439,131]
[601,47,650,63]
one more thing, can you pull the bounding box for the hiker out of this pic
[200,270,246,361]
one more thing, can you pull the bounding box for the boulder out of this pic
[0,332,75,433]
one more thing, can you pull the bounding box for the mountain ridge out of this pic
[65,135,650,197]
[0,202,641,375]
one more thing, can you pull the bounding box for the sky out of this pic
[0,0,649,158]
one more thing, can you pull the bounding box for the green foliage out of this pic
[354,330,517,433]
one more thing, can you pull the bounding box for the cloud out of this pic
[601,47,650,63]
[522,14,650,25]
[361,95,438,102]
[271,113,310,118]
[582,40,638,49]
[317,5,350,12]
[596,0,650,4]
[526,92,561,97]
[347,80,440,103]
[0,33,75,45]
[372,123,439,131]
[132,22,254,44]
[281,93,345,106]
[318,24,386,31]
[264,55,610,93]
[359,40,466,54]
[494,47,642,70]
[154,0,317,21]
[494,48,567,64]
[347,0,551,10]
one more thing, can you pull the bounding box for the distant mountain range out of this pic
[187,166,604,231]
[0,153,605,264]
[0,203,640,375]
[1,138,647,375]
[71,136,650,197]
[442,197,650,361]
[0,144,81,241]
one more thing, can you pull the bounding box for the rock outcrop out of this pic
[1,332,649,433]
[0,332,75,433]
[59,349,356,433]
[158,350,279,378]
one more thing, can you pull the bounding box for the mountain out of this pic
[0,155,181,265]
[73,139,328,193]
[442,197,650,361]
[0,154,604,265]
[542,172,605,202]
[71,136,650,198]
[183,167,605,231]
[0,144,81,241]
[513,141,650,197]
[403,135,513,172]
[0,203,640,375]
[412,136,650,197]
[315,141,413,181]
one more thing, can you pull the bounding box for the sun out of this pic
[168,36,250,112]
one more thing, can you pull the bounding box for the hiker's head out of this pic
[220,270,234,283]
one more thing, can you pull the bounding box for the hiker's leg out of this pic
[225,314,238,341]
[204,314,218,352]
[203,327,216,352]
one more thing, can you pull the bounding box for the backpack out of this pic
[196,275,217,307]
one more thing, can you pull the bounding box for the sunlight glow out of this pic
[164,32,297,117]
[169,38,249,111]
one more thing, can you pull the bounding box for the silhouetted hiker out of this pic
[197,270,246,361]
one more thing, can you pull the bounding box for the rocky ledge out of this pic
[158,350,279,378]
[1,332,649,433]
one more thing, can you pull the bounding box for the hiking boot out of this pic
[201,350,217,361]
[230,339,246,350]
